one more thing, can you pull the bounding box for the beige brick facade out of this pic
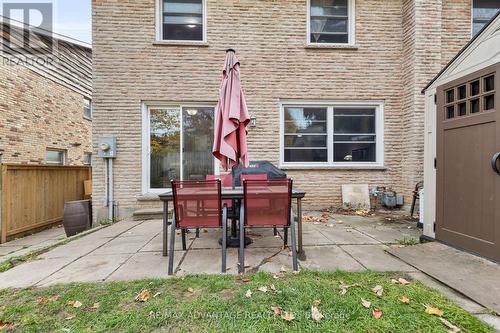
[0,63,92,165]
[92,0,472,219]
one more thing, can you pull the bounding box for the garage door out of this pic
[436,63,500,262]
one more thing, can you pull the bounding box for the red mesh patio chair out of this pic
[168,179,228,275]
[206,174,233,209]
[240,173,267,182]
[238,179,298,273]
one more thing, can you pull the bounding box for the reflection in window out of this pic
[309,0,351,44]
[162,0,204,41]
[150,108,181,188]
[472,0,500,36]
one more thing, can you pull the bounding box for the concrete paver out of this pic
[106,252,180,281]
[341,245,416,272]
[316,225,380,245]
[299,246,365,271]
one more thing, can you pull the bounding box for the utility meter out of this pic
[97,137,117,158]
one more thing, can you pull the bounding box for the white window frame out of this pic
[83,152,92,166]
[84,97,92,120]
[45,149,66,165]
[141,102,220,194]
[155,0,208,43]
[306,0,356,46]
[279,100,384,169]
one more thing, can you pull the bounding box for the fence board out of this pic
[0,164,91,243]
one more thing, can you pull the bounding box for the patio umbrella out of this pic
[212,49,250,172]
[212,49,251,247]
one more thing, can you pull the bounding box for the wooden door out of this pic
[436,63,500,262]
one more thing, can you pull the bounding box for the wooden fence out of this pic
[0,164,92,243]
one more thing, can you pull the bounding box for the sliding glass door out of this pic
[148,105,216,190]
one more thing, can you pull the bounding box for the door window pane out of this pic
[484,75,495,92]
[484,94,495,110]
[470,80,480,96]
[163,0,203,41]
[182,107,214,180]
[150,108,181,188]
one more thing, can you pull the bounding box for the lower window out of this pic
[144,104,218,191]
[281,102,383,167]
[46,149,65,165]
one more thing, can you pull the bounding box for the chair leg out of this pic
[273,227,277,236]
[168,214,177,275]
[290,209,298,272]
[239,205,245,274]
[222,206,227,273]
[181,229,187,250]
[283,227,288,246]
[196,228,200,238]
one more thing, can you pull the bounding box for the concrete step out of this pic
[132,208,163,221]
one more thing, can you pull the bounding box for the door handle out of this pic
[492,152,500,174]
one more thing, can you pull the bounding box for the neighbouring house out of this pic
[0,17,92,166]
[422,12,499,262]
[92,0,500,221]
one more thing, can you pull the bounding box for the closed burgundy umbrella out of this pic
[212,49,251,247]
[212,49,250,172]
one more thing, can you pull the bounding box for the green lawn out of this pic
[0,271,493,333]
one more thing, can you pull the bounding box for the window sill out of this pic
[305,43,359,50]
[153,40,209,47]
[280,164,386,171]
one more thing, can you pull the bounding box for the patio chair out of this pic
[238,179,298,274]
[168,179,228,275]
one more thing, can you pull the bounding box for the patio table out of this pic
[159,187,306,256]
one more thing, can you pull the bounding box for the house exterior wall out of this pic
[0,63,92,165]
[92,0,475,220]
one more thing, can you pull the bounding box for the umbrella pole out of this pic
[231,166,238,239]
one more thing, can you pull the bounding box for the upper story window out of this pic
[159,0,206,42]
[472,0,500,36]
[84,97,92,119]
[280,101,384,168]
[308,0,355,45]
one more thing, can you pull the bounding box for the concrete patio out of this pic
[0,212,422,288]
[2,212,500,328]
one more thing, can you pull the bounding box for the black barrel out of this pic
[63,200,91,237]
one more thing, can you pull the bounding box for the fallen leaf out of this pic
[372,308,383,319]
[65,315,75,321]
[258,286,268,293]
[281,311,295,321]
[37,297,49,305]
[398,278,410,285]
[67,300,82,308]
[313,299,321,306]
[361,298,371,308]
[153,292,162,298]
[423,304,444,316]
[48,295,60,302]
[272,274,281,280]
[339,282,360,295]
[135,289,150,303]
[280,266,287,273]
[270,284,277,293]
[271,306,282,315]
[88,303,100,312]
[400,296,410,304]
[245,290,252,298]
[311,306,324,321]
[439,317,461,332]
[187,287,195,293]
[0,320,11,329]
[372,285,384,297]
[240,277,251,283]
[391,278,399,284]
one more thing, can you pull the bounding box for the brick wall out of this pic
[92,0,473,218]
[0,63,92,165]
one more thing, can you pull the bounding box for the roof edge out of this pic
[421,10,500,93]
[0,15,91,49]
